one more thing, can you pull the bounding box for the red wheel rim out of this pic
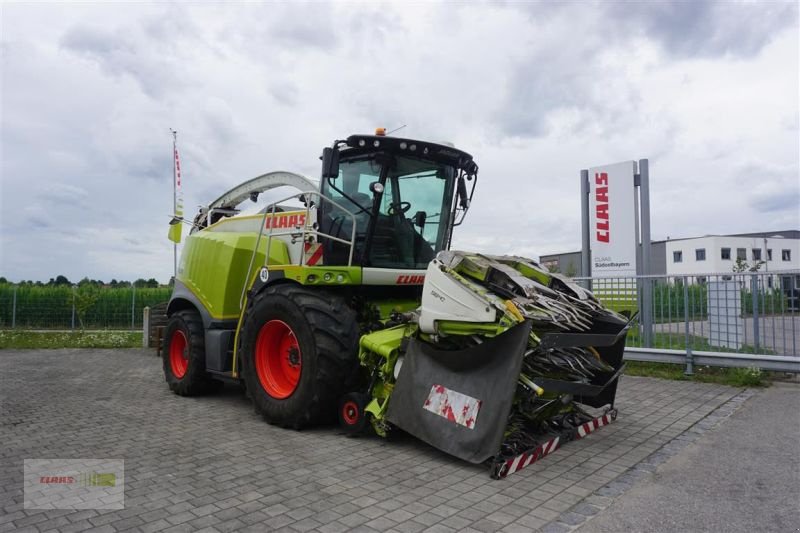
[342,400,359,425]
[255,320,301,399]
[169,330,189,378]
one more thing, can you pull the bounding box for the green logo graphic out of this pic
[79,472,116,487]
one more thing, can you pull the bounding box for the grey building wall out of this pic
[539,251,583,277]
[649,241,666,275]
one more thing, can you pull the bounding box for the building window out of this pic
[767,249,773,261]
[721,248,731,260]
[783,249,792,261]
[752,248,762,261]
[737,248,746,260]
[673,251,683,263]
[695,248,706,261]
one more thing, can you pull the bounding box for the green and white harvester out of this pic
[163,130,631,478]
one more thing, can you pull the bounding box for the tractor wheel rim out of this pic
[342,401,359,425]
[255,320,301,399]
[169,330,189,378]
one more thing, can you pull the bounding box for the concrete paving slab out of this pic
[1,349,745,532]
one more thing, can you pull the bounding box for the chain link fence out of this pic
[577,270,800,357]
[0,285,172,330]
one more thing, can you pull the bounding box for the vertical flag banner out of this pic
[168,132,183,244]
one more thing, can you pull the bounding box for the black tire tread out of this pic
[240,284,359,429]
[162,309,219,396]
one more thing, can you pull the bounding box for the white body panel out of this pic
[362,267,426,286]
[418,260,496,334]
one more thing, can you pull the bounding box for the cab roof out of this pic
[342,134,478,175]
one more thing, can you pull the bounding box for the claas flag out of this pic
[168,140,183,243]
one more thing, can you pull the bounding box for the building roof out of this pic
[539,230,799,259]
[662,230,799,243]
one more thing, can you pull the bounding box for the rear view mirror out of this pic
[321,147,339,179]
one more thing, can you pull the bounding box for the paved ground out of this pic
[0,349,748,532]
[578,382,800,533]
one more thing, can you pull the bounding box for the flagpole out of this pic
[171,129,177,279]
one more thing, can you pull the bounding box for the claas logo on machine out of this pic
[265,213,307,229]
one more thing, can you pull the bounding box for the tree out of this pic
[49,275,71,286]
[733,258,765,273]
[732,258,749,273]
[0,277,7,284]
[74,283,100,330]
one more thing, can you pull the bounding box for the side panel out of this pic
[205,329,235,372]
[177,231,291,320]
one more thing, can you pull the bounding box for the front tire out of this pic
[239,284,359,429]
[162,309,219,395]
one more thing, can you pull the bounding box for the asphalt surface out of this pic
[578,382,800,533]
[0,348,763,532]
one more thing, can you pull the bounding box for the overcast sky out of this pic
[1,1,798,283]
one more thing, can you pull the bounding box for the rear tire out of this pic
[240,284,360,428]
[162,309,219,395]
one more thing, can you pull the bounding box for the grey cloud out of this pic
[269,3,339,50]
[126,153,173,183]
[201,99,240,147]
[750,189,800,212]
[60,24,182,98]
[269,82,299,107]
[606,0,798,58]
[734,162,800,214]
[494,0,796,138]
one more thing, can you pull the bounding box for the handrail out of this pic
[239,191,359,309]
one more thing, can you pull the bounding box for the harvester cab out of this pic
[316,132,477,269]
[163,130,630,479]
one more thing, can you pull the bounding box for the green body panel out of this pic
[268,265,362,286]
[358,324,416,435]
[178,231,291,319]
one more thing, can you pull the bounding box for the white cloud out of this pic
[0,1,797,283]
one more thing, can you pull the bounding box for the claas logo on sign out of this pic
[595,172,609,243]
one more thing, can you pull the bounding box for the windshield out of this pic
[320,154,454,268]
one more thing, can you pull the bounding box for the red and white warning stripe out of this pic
[495,410,617,479]
[501,436,561,478]
[303,242,324,266]
[576,412,613,439]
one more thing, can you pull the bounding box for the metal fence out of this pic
[0,285,172,330]
[576,270,800,373]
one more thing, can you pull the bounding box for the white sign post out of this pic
[580,160,650,319]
